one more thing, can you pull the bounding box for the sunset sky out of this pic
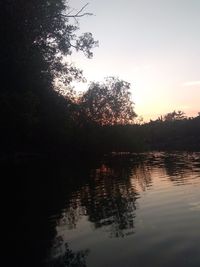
[69,0,200,121]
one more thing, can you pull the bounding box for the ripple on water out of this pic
[48,152,200,267]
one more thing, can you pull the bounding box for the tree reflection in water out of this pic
[143,152,200,185]
[163,152,200,184]
[49,152,200,266]
[56,159,153,238]
[55,152,200,239]
[46,236,89,267]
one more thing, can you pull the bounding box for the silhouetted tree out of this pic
[80,77,137,125]
[1,1,97,153]
[2,1,97,93]
[164,110,186,121]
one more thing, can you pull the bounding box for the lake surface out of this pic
[10,152,200,266]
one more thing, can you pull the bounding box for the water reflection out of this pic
[55,152,200,237]
[56,162,141,238]
[46,238,89,267]
[8,152,200,267]
[143,152,200,185]
[7,160,93,267]
[49,152,200,267]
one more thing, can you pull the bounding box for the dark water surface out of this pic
[9,152,200,267]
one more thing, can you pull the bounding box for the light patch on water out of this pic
[189,201,200,211]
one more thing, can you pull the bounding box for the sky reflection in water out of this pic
[48,152,200,267]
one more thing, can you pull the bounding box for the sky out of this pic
[69,0,200,121]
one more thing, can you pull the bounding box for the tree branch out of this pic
[61,3,93,18]
[61,12,93,18]
[76,3,89,16]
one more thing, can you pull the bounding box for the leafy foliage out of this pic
[0,1,97,152]
[164,110,186,121]
[1,1,98,92]
[80,77,137,125]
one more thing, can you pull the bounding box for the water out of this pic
[9,152,200,266]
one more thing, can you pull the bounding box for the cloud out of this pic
[182,81,200,87]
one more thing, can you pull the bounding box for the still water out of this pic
[43,152,200,267]
[10,152,200,266]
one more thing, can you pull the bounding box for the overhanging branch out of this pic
[61,3,93,18]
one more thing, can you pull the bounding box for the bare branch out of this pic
[61,12,93,18]
[61,3,93,18]
[66,8,75,16]
[75,3,89,16]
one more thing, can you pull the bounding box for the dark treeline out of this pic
[141,113,200,151]
[99,113,200,153]
[1,1,200,162]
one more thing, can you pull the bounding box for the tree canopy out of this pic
[164,110,186,121]
[2,1,98,93]
[1,1,98,152]
[80,77,137,125]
